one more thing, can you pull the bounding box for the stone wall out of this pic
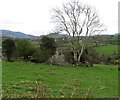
[46,49,69,66]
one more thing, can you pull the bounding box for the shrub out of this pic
[80,47,98,66]
[109,59,120,65]
[16,39,35,60]
[63,50,74,64]
[31,49,52,63]
[63,47,99,66]
[31,36,56,63]
[2,39,16,61]
[40,36,56,56]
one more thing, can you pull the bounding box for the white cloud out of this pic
[0,0,119,35]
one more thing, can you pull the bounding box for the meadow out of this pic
[2,61,118,98]
[95,44,119,55]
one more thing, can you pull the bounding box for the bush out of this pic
[80,47,98,66]
[109,59,120,65]
[2,39,16,61]
[31,36,56,63]
[16,39,35,60]
[63,50,74,64]
[40,36,56,56]
[63,47,100,66]
[31,49,52,63]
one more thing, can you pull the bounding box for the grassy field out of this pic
[59,43,119,56]
[2,61,118,98]
[95,44,119,55]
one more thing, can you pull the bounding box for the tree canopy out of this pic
[2,39,15,61]
[40,36,56,55]
[16,39,35,60]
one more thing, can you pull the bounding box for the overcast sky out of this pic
[0,0,119,36]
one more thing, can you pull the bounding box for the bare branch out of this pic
[51,0,106,63]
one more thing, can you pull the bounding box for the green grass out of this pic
[95,44,119,55]
[2,61,118,98]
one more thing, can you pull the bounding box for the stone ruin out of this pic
[46,48,69,66]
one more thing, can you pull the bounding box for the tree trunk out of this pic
[73,51,77,63]
[77,45,84,63]
[77,49,83,62]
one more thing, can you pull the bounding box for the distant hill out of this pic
[1,30,38,40]
[37,32,71,40]
[114,33,120,36]
[1,30,71,40]
[46,32,71,40]
[1,29,118,41]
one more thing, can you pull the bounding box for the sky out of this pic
[0,0,119,36]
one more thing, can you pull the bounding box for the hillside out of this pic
[1,30,71,40]
[1,30,38,40]
[1,30,119,44]
[46,32,71,39]
[38,32,71,41]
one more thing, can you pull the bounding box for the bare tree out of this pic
[51,0,106,65]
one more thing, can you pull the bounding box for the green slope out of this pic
[95,44,119,55]
[2,61,118,98]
